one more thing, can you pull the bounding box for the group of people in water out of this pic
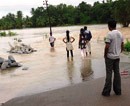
[49,26,92,58]
[0,19,124,97]
[49,19,124,97]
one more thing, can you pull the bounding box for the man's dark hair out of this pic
[108,19,117,29]
[84,26,87,30]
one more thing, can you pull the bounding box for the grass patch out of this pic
[124,39,130,52]
[0,31,17,37]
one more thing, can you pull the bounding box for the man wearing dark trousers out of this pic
[102,19,124,96]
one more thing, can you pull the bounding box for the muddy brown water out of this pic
[0,25,130,103]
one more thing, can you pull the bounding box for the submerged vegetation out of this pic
[0,31,17,37]
[0,0,130,30]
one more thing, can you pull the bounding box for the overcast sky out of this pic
[0,0,103,18]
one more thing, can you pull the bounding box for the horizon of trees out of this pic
[0,0,130,30]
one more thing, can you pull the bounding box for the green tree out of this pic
[31,7,48,27]
[55,4,67,25]
[77,1,92,24]
[16,11,23,28]
[0,13,16,29]
[0,0,130,29]
[47,5,57,26]
[91,2,112,23]
[23,16,32,28]
[114,0,130,27]
[30,8,37,27]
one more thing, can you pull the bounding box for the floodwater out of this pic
[0,25,130,103]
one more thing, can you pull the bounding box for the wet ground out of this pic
[0,25,130,103]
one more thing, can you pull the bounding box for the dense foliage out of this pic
[124,39,130,52]
[0,0,130,30]
[113,0,130,27]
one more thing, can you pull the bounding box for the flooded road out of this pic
[0,25,130,103]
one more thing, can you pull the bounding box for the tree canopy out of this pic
[0,0,129,30]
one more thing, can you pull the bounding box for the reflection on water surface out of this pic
[0,25,130,103]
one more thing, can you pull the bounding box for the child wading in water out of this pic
[49,33,56,48]
[63,30,75,58]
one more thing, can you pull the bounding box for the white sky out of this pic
[0,0,103,18]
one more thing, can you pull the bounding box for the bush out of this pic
[124,39,130,52]
[0,31,6,36]
[0,31,17,37]
[8,31,17,36]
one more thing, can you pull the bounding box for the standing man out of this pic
[49,32,56,48]
[84,26,92,55]
[102,19,124,96]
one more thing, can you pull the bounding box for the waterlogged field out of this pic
[0,25,130,103]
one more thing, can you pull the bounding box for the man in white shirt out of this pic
[102,19,124,96]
